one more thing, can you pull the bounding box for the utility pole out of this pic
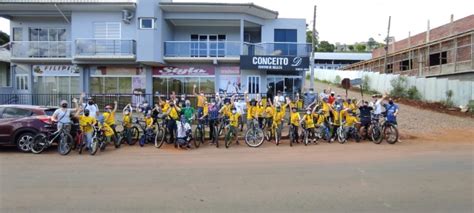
[309,5,317,89]
[383,16,391,73]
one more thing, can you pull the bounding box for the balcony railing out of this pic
[75,39,136,57]
[244,42,311,57]
[164,41,241,58]
[10,41,72,59]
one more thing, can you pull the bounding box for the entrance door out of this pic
[15,74,30,104]
[247,76,260,95]
[267,76,302,98]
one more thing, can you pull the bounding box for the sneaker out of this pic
[236,141,240,145]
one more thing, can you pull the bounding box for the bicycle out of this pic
[31,123,74,155]
[315,123,331,142]
[300,123,314,146]
[224,124,239,149]
[135,119,157,147]
[337,122,361,144]
[272,120,285,146]
[373,116,399,144]
[244,118,264,148]
[116,121,140,146]
[193,118,206,148]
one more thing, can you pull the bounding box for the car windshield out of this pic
[44,109,57,116]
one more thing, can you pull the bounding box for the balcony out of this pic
[244,42,312,57]
[10,41,72,62]
[164,41,241,62]
[74,39,136,61]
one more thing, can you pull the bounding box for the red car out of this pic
[0,105,57,152]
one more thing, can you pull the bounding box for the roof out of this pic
[314,52,372,61]
[0,0,136,3]
[160,2,279,20]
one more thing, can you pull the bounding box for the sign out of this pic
[341,78,351,89]
[220,66,240,75]
[32,65,79,76]
[240,56,309,71]
[153,66,215,76]
[350,78,362,86]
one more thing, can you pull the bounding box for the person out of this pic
[244,92,258,130]
[83,95,99,119]
[139,100,153,116]
[226,107,241,145]
[165,100,181,143]
[75,104,96,150]
[328,91,336,104]
[329,104,343,142]
[193,84,207,119]
[384,98,399,125]
[97,115,115,147]
[51,99,73,131]
[181,100,195,124]
[271,99,288,142]
[343,109,360,140]
[359,101,373,139]
[234,96,246,132]
[289,102,301,143]
[256,99,266,129]
[176,115,192,149]
[122,104,134,144]
[273,90,285,106]
[319,89,328,100]
[303,88,317,109]
[103,101,118,142]
[207,99,220,144]
[300,106,318,143]
[370,94,385,118]
[263,99,274,129]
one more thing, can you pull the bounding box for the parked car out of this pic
[0,105,57,152]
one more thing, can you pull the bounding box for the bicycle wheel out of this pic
[374,126,384,144]
[31,134,47,154]
[275,128,281,146]
[193,127,203,148]
[245,128,264,148]
[154,127,166,148]
[128,126,139,145]
[264,129,271,142]
[337,127,346,144]
[385,125,399,144]
[303,130,309,146]
[289,126,294,147]
[213,126,219,148]
[58,133,74,155]
[224,129,231,149]
[89,137,99,155]
[113,134,121,148]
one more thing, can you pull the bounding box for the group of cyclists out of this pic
[39,84,400,155]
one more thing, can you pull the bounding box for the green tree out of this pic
[306,30,318,51]
[317,41,335,52]
[355,44,367,52]
[367,37,377,50]
[348,45,354,51]
[0,31,9,46]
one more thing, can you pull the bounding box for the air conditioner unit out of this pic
[122,10,134,24]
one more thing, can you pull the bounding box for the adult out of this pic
[370,94,385,117]
[303,88,317,109]
[266,85,274,104]
[384,98,399,125]
[207,98,220,143]
[83,95,99,119]
[234,96,247,131]
[181,100,195,124]
[193,84,207,119]
[328,91,336,104]
[358,100,373,139]
[51,99,74,131]
[273,90,285,106]
[176,115,192,149]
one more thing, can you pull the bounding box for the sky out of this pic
[0,0,473,44]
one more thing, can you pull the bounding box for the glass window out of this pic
[0,64,10,87]
[104,77,118,94]
[199,77,215,94]
[118,77,132,94]
[13,28,22,41]
[90,77,104,94]
[153,78,167,95]
[274,29,297,42]
[2,107,32,118]
[139,18,155,29]
[169,78,183,94]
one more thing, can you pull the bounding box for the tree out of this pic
[355,44,367,52]
[367,37,377,50]
[306,30,318,51]
[0,31,9,46]
[348,45,354,51]
[317,41,335,52]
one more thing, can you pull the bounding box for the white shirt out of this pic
[370,99,383,115]
[176,121,191,138]
[235,101,246,114]
[83,103,99,119]
[53,108,71,124]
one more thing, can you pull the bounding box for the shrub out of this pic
[468,100,474,114]
[361,75,371,93]
[407,86,422,100]
[444,90,454,107]
[306,74,310,80]
[390,76,408,98]
[334,75,341,85]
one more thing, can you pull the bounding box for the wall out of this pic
[313,69,474,106]
[173,26,241,41]
[71,11,136,40]
[261,18,306,43]
[10,17,71,41]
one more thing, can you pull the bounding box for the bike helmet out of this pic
[105,105,112,110]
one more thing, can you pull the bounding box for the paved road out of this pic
[1,131,473,213]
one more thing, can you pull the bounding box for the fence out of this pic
[313,69,474,106]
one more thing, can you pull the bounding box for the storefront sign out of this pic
[220,66,240,75]
[32,65,79,76]
[240,56,309,71]
[153,66,215,76]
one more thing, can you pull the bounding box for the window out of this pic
[15,74,28,91]
[274,29,297,56]
[400,59,413,71]
[429,51,447,66]
[247,76,260,94]
[2,108,32,118]
[190,34,226,57]
[139,18,155,29]
[94,22,121,39]
[13,28,23,41]
[0,64,10,87]
[386,64,393,73]
[29,28,66,41]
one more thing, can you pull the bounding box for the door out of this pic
[247,76,260,95]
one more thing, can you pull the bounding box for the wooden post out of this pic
[383,16,391,73]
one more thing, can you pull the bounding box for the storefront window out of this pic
[152,77,215,95]
[90,67,144,94]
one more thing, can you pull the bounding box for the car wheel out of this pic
[16,132,34,152]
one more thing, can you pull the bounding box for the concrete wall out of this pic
[313,69,473,106]
[71,11,136,41]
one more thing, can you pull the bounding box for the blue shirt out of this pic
[208,105,219,120]
[384,104,399,123]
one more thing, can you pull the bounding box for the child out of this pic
[103,100,118,142]
[227,107,241,145]
[300,107,318,143]
[122,103,133,144]
[289,103,301,143]
[176,115,192,149]
[98,115,114,149]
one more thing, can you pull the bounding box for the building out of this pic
[313,52,371,70]
[0,0,310,105]
[343,15,474,80]
[0,45,11,93]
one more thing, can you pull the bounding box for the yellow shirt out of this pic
[273,107,286,124]
[161,103,170,113]
[332,110,344,126]
[145,117,154,128]
[246,102,257,120]
[103,111,116,126]
[315,113,326,126]
[265,106,274,118]
[203,104,209,117]
[321,102,330,117]
[79,115,96,133]
[303,114,315,128]
[256,105,265,117]
[167,106,179,120]
[344,114,359,127]
[221,104,232,117]
[349,103,357,112]
[290,112,300,126]
[99,122,114,137]
[229,113,240,127]
[197,95,205,108]
[123,115,132,128]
